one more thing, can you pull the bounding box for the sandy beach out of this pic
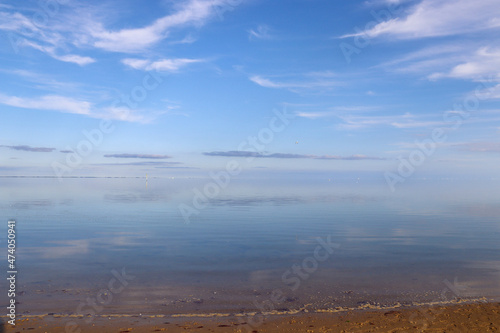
[4,301,499,332]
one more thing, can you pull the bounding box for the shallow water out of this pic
[1,177,499,316]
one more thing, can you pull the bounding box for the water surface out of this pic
[1,177,499,316]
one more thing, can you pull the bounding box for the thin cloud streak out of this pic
[1,145,56,152]
[430,47,500,81]
[1,69,81,93]
[248,24,272,40]
[296,111,338,119]
[0,93,92,115]
[296,106,380,119]
[155,166,198,169]
[204,151,385,160]
[103,154,172,159]
[89,0,241,53]
[343,0,500,40]
[377,44,469,75]
[454,142,500,153]
[0,0,245,63]
[0,93,151,123]
[0,10,95,65]
[20,40,96,66]
[95,161,181,166]
[122,58,203,72]
[250,71,339,93]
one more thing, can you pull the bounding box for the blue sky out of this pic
[1,0,500,178]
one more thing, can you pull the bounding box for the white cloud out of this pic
[0,69,81,93]
[390,120,447,128]
[377,44,468,75]
[149,58,201,71]
[53,53,96,66]
[430,47,500,81]
[482,84,500,99]
[296,111,337,119]
[377,44,500,103]
[296,106,380,119]
[0,94,92,115]
[101,106,152,123]
[337,111,500,130]
[0,12,95,65]
[121,58,153,70]
[250,76,283,88]
[365,0,413,5]
[336,113,443,130]
[454,142,500,153]
[424,47,500,100]
[337,114,395,129]
[345,0,500,39]
[0,11,32,31]
[0,93,153,123]
[250,71,339,93]
[248,24,272,40]
[0,0,245,64]
[169,34,198,45]
[122,58,203,72]
[90,0,238,53]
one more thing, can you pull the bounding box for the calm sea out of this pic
[1,176,499,316]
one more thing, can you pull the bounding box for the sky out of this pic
[1,0,500,180]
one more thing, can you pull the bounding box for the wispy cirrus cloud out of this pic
[0,145,55,152]
[377,44,500,101]
[155,166,198,169]
[122,58,203,72]
[250,71,339,93]
[336,113,412,130]
[481,84,500,100]
[453,142,500,153]
[0,0,245,63]
[205,151,311,158]
[377,44,469,75]
[296,111,337,119]
[0,93,92,115]
[0,10,95,65]
[337,111,500,130]
[1,69,81,93]
[103,154,172,159]
[335,112,458,130]
[20,40,96,66]
[89,0,242,53]
[96,161,181,167]
[343,0,500,40]
[296,106,380,119]
[248,24,272,40]
[100,106,155,123]
[0,93,152,123]
[429,47,500,81]
[250,76,285,88]
[203,151,385,160]
[169,34,198,45]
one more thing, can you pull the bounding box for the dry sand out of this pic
[3,301,499,332]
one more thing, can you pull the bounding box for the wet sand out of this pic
[4,301,499,332]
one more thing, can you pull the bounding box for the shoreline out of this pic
[6,296,492,318]
[3,299,499,332]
